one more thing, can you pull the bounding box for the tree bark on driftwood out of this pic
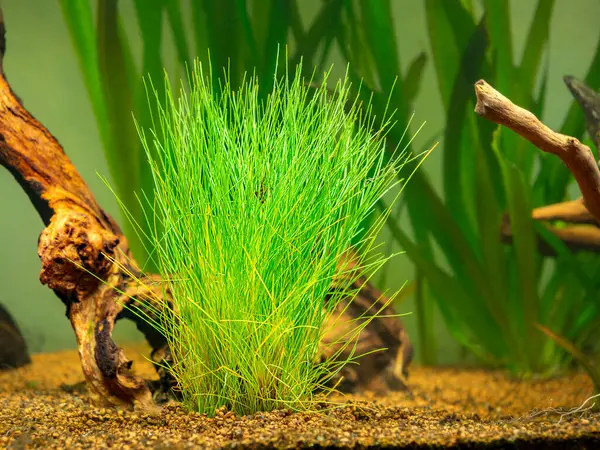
[0,14,174,408]
[474,79,600,231]
[0,11,412,408]
[492,76,600,256]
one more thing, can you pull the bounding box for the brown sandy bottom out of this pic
[1,346,599,449]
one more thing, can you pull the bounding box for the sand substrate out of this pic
[1,345,599,449]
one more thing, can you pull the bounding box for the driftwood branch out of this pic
[0,10,412,406]
[0,11,173,408]
[474,79,600,225]
[499,197,600,256]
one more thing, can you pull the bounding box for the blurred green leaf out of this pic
[414,271,437,365]
[132,0,167,200]
[519,0,555,96]
[338,1,376,87]
[199,0,242,85]
[260,0,291,95]
[381,199,506,358]
[537,324,600,395]
[165,0,192,65]
[96,0,140,210]
[441,18,489,253]
[541,21,600,204]
[425,0,477,104]
[360,0,407,120]
[492,129,540,370]
[483,0,514,97]
[59,0,110,149]
[403,52,427,106]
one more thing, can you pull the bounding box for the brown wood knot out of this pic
[37,212,120,298]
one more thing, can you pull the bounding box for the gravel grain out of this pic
[1,345,599,449]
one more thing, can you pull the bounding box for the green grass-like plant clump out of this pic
[135,61,413,416]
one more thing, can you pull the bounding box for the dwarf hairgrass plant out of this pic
[131,60,416,416]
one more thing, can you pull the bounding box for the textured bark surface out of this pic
[488,77,600,256]
[500,197,600,256]
[0,13,173,407]
[475,79,600,224]
[0,10,412,407]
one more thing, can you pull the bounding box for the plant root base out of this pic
[1,346,599,449]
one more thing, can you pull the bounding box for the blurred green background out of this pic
[1,0,599,364]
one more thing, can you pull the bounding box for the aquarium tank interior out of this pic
[1,0,600,448]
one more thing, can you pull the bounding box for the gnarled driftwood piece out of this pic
[0,11,174,409]
[474,79,600,224]
[0,10,412,407]
[475,79,600,262]
[495,77,600,256]
[500,197,600,256]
